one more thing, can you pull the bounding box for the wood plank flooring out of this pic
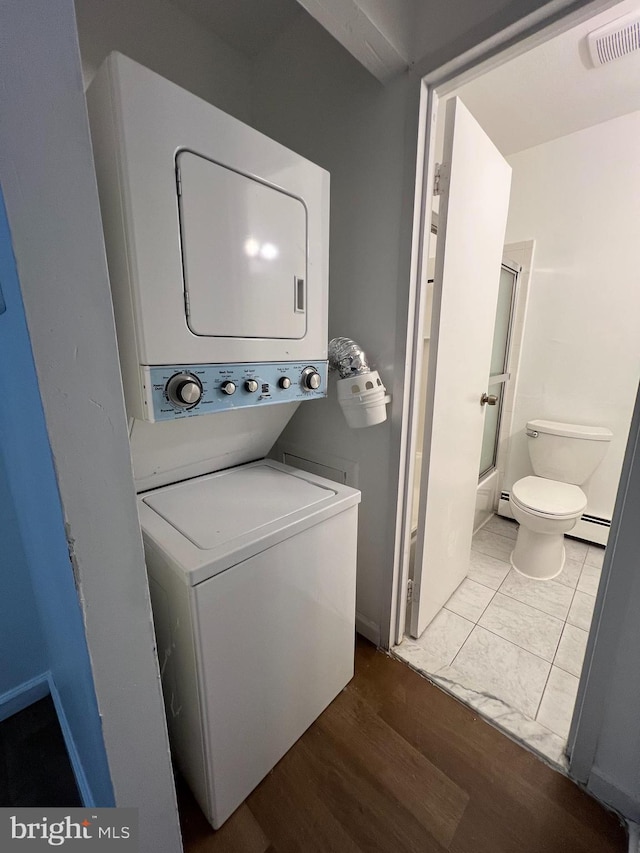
[178,636,627,852]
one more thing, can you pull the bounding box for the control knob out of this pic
[245,379,259,393]
[220,380,236,395]
[301,367,322,391]
[165,372,203,408]
[278,377,292,390]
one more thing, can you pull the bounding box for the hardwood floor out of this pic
[178,636,627,852]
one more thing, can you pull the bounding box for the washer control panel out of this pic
[143,361,328,422]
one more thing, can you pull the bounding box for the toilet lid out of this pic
[511,476,587,517]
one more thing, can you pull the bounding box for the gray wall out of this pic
[75,0,251,122]
[250,1,566,644]
[74,0,422,645]
[251,13,421,643]
[412,0,593,75]
[0,1,182,849]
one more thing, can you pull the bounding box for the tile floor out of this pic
[395,514,605,769]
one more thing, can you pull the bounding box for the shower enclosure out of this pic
[475,259,521,530]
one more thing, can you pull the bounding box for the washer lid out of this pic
[511,476,587,517]
[143,461,335,550]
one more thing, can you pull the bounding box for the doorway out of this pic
[395,0,640,771]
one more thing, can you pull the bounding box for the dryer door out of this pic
[177,150,307,340]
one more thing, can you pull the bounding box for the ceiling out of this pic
[166,0,640,138]
[444,0,640,155]
[169,0,302,57]
[166,0,518,83]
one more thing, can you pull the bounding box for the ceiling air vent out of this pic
[587,11,640,66]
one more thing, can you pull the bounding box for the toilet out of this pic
[509,419,612,580]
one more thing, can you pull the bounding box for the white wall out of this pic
[0,1,182,849]
[503,111,640,524]
[251,13,421,643]
[75,0,251,121]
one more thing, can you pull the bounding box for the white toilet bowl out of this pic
[509,476,587,579]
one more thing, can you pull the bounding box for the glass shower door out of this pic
[479,261,519,478]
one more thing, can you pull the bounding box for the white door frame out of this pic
[391,0,624,651]
[390,0,636,800]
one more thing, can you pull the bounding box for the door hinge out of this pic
[407,579,414,603]
[183,290,190,317]
[433,162,449,197]
[176,166,182,196]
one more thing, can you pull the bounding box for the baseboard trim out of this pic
[48,676,95,807]
[588,767,640,823]
[0,673,50,723]
[356,613,380,647]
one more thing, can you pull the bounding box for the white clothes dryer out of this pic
[139,459,360,828]
[88,54,360,831]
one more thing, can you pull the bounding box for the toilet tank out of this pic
[527,419,613,484]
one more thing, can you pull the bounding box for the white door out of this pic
[410,97,512,638]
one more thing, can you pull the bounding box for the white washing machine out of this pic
[87,54,360,829]
[140,459,358,827]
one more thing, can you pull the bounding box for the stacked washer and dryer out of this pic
[88,53,360,829]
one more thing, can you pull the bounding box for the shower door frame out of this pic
[479,259,520,478]
[474,258,521,533]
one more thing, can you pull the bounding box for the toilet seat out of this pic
[511,476,587,519]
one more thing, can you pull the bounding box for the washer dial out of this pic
[165,372,203,408]
[301,367,322,391]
